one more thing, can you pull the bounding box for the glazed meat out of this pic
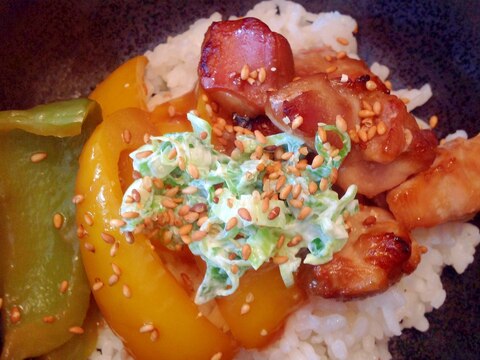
[297,206,422,299]
[266,50,437,197]
[198,17,295,118]
[387,134,480,229]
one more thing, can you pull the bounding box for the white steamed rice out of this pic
[91,1,480,359]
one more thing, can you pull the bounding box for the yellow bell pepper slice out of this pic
[216,265,305,349]
[89,56,148,116]
[75,108,236,360]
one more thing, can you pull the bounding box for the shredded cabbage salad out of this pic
[120,113,357,304]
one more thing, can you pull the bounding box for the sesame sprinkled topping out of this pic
[211,352,223,360]
[429,115,438,128]
[311,154,324,169]
[122,129,132,144]
[317,127,327,142]
[272,255,289,264]
[268,206,280,220]
[240,303,251,315]
[53,213,63,229]
[260,329,268,336]
[43,315,56,323]
[122,284,132,298]
[60,280,69,294]
[254,130,267,144]
[108,274,119,286]
[366,80,377,91]
[238,208,252,222]
[84,242,95,253]
[69,326,84,335]
[291,115,304,130]
[110,219,126,228]
[335,115,348,132]
[225,217,238,231]
[72,194,85,205]
[240,64,250,80]
[30,152,47,163]
[298,207,312,220]
[92,281,104,291]
[135,150,153,159]
[101,232,115,244]
[187,164,200,179]
[121,211,139,219]
[245,292,255,303]
[150,329,159,342]
[336,37,349,45]
[139,323,155,333]
[84,212,94,226]
[10,306,20,324]
[242,244,252,260]
[182,185,198,195]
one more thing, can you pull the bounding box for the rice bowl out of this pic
[1,1,479,359]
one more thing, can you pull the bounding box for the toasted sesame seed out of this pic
[161,198,177,209]
[191,203,208,213]
[358,109,375,118]
[242,244,252,260]
[124,231,134,244]
[276,234,285,249]
[311,154,324,169]
[240,303,251,315]
[10,306,20,324]
[366,80,377,91]
[99,232,115,245]
[268,206,280,220]
[84,212,94,226]
[291,115,304,130]
[197,216,209,227]
[275,175,287,191]
[69,326,84,335]
[429,115,438,128]
[261,197,270,213]
[167,147,177,160]
[317,127,327,142]
[60,280,69,294]
[178,224,193,236]
[320,178,329,192]
[211,352,223,360]
[84,242,95,253]
[150,329,159,342]
[272,255,289,264]
[385,80,393,90]
[260,329,268,336]
[336,37,349,45]
[401,97,410,104]
[373,101,382,115]
[299,146,309,156]
[72,194,84,205]
[291,183,301,199]
[31,152,47,163]
[367,125,377,140]
[326,65,337,74]
[43,315,56,323]
[52,213,63,229]
[358,127,368,142]
[112,263,122,276]
[240,64,250,80]
[121,211,139,219]
[287,235,303,247]
[308,181,318,194]
[135,150,153,159]
[404,129,413,146]
[108,274,119,286]
[225,217,238,231]
[279,184,293,200]
[187,164,200,179]
[298,206,312,221]
[139,323,155,333]
[123,284,132,298]
[247,77,256,85]
[330,168,338,184]
[92,281,104,291]
[258,67,267,83]
[253,130,266,144]
[238,208,252,222]
[336,51,347,59]
[192,230,207,242]
[110,219,126,228]
[122,129,132,144]
[166,104,176,117]
[182,185,198,195]
[335,115,348,132]
[289,198,303,208]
